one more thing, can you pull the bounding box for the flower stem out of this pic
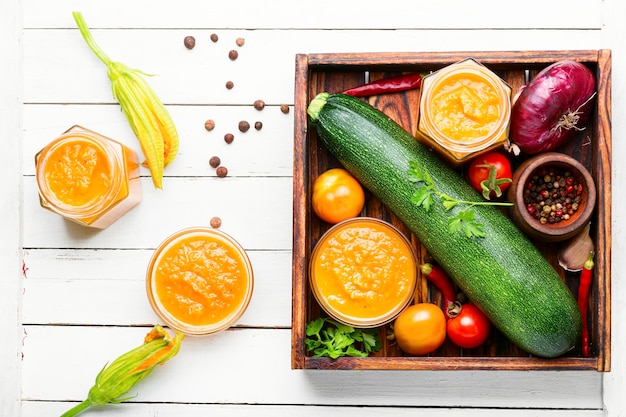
[60,399,92,417]
[438,191,513,207]
[72,11,112,66]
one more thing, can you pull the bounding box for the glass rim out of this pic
[145,226,255,336]
[35,132,125,217]
[308,217,417,328]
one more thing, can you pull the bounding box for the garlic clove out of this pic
[557,223,594,272]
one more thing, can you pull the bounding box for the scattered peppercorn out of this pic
[280,104,290,114]
[209,156,221,168]
[224,133,234,144]
[216,166,228,177]
[183,36,196,49]
[253,99,265,110]
[225,81,234,89]
[228,50,239,60]
[254,121,263,130]
[204,119,215,131]
[210,216,222,228]
[236,37,245,47]
[210,33,219,42]
[523,166,582,225]
[238,121,250,132]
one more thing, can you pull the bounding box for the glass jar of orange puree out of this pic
[146,227,254,336]
[416,58,512,166]
[35,125,141,229]
[309,217,417,328]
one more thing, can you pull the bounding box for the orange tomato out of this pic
[312,168,365,224]
[393,303,446,356]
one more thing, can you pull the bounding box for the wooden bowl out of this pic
[506,152,596,242]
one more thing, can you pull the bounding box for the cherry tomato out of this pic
[393,303,446,356]
[467,152,513,199]
[446,303,491,349]
[312,168,365,224]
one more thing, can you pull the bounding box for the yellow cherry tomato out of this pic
[393,303,446,356]
[312,168,365,224]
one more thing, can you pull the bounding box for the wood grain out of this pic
[292,50,612,371]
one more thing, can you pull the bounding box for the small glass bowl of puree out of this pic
[35,125,142,229]
[146,227,254,336]
[309,217,417,328]
[417,58,512,166]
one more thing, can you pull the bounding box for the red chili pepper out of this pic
[341,72,423,97]
[577,251,595,358]
[420,263,456,318]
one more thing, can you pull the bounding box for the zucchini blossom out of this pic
[72,11,180,189]
[60,325,184,417]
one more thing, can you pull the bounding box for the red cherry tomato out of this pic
[446,303,491,349]
[467,152,512,199]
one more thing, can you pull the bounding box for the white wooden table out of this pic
[2,0,625,415]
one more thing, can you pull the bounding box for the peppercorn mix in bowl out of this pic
[507,152,596,242]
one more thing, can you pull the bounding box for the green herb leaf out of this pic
[407,160,425,182]
[448,209,486,238]
[411,187,434,211]
[345,345,368,357]
[360,330,383,353]
[304,318,382,359]
[407,160,512,238]
[305,317,325,336]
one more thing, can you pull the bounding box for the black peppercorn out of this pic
[204,119,215,131]
[238,121,250,132]
[253,100,265,110]
[183,36,196,49]
[209,156,221,168]
[216,166,228,177]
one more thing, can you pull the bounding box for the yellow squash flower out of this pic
[72,11,179,189]
[60,325,184,417]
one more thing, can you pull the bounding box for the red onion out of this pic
[509,60,596,155]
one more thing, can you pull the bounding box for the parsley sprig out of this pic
[407,160,513,238]
[305,318,382,359]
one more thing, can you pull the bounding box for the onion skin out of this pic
[509,61,596,155]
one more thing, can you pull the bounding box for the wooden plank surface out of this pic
[3,0,626,415]
[22,29,603,105]
[21,402,605,417]
[20,326,603,409]
[0,0,23,416]
[23,0,603,30]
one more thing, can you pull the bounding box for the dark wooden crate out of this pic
[292,50,611,371]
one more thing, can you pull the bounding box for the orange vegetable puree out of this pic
[43,137,112,207]
[311,219,415,321]
[430,72,501,141]
[154,233,250,326]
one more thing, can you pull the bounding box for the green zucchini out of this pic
[307,92,581,358]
